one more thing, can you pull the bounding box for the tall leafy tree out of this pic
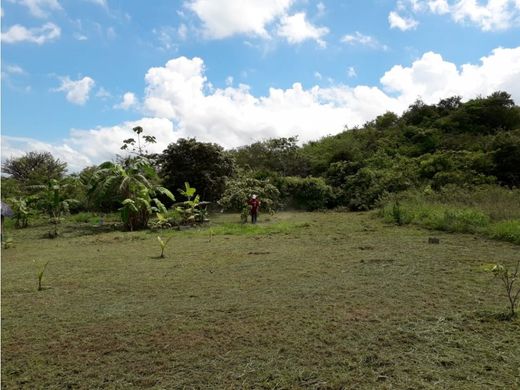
[2,152,67,187]
[231,136,310,177]
[158,138,235,202]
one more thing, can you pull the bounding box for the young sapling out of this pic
[491,260,520,319]
[157,235,174,258]
[35,260,49,291]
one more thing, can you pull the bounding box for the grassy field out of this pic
[2,212,519,389]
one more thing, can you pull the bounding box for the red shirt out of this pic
[248,198,260,213]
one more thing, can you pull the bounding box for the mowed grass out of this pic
[2,212,520,389]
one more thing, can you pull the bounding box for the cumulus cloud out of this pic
[341,31,388,50]
[381,47,520,103]
[277,12,329,47]
[3,46,520,171]
[395,0,520,31]
[1,22,60,44]
[451,0,519,31]
[186,0,293,39]
[7,0,62,18]
[114,92,138,110]
[53,76,95,105]
[389,11,419,30]
[427,0,450,14]
[1,118,176,172]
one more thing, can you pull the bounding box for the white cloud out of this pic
[1,118,176,172]
[341,31,388,50]
[381,47,520,104]
[73,32,88,41]
[3,47,520,171]
[389,11,419,30]
[178,23,188,40]
[277,12,329,47]
[1,22,60,44]
[4,64,26,75]
[85,0,107,8]
[452,0,519,31]
[7,0,61,18]
[186,0,293,39]
[347,66,357,78]
[96,87,111,99]
[114,92,138,110]
[54,76,95,105]
[428,0,450,14]
[396,0,520,31]
[314,71,322,80]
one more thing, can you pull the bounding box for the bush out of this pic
[488,220,520,245]
[279,176,334,211]
[218,175,281,212]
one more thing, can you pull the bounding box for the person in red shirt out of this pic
[248,194,260,224]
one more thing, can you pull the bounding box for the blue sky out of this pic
[2,0,520,171]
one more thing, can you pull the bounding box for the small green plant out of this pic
[35,260,49,291]
[391,200,404,225]
[490,260,520,319]
[240,206,249,224]
[157,235,174,258]
[8,197,31,228]
[2,235,14,249]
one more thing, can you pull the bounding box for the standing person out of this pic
[248,194,260,224]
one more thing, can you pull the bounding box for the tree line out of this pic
[2,91,519,230]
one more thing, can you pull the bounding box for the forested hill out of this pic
[232,91,520,211]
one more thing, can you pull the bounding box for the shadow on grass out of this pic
[474,310,518,322]
[59,222,122,238]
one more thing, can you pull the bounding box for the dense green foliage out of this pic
[158,138,235,202]
[1,91,519,239]
[2,152,67,188]
[88,158,174,231]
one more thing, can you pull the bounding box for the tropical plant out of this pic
[174,182,209,224]
[35,260,49,291]
[89,157,175,230]
[120,126,157,157]
[157,235,174,258]
[7,196,31,228]
[33,179,78,237]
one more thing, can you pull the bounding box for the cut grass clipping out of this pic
[2,212,519,388]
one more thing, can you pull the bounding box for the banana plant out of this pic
[7,196,31,228]
[31,179,78,237]
[89,157,175,230]
[157,235,174,258]
[175,182,201,224]
[35,260,49,291]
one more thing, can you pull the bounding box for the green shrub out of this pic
[279,176,334,211]
[218,175,281,213]
[488,220,520,245]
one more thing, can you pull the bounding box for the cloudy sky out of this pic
[2,0,520,171]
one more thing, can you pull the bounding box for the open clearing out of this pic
[2,212,519,389]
